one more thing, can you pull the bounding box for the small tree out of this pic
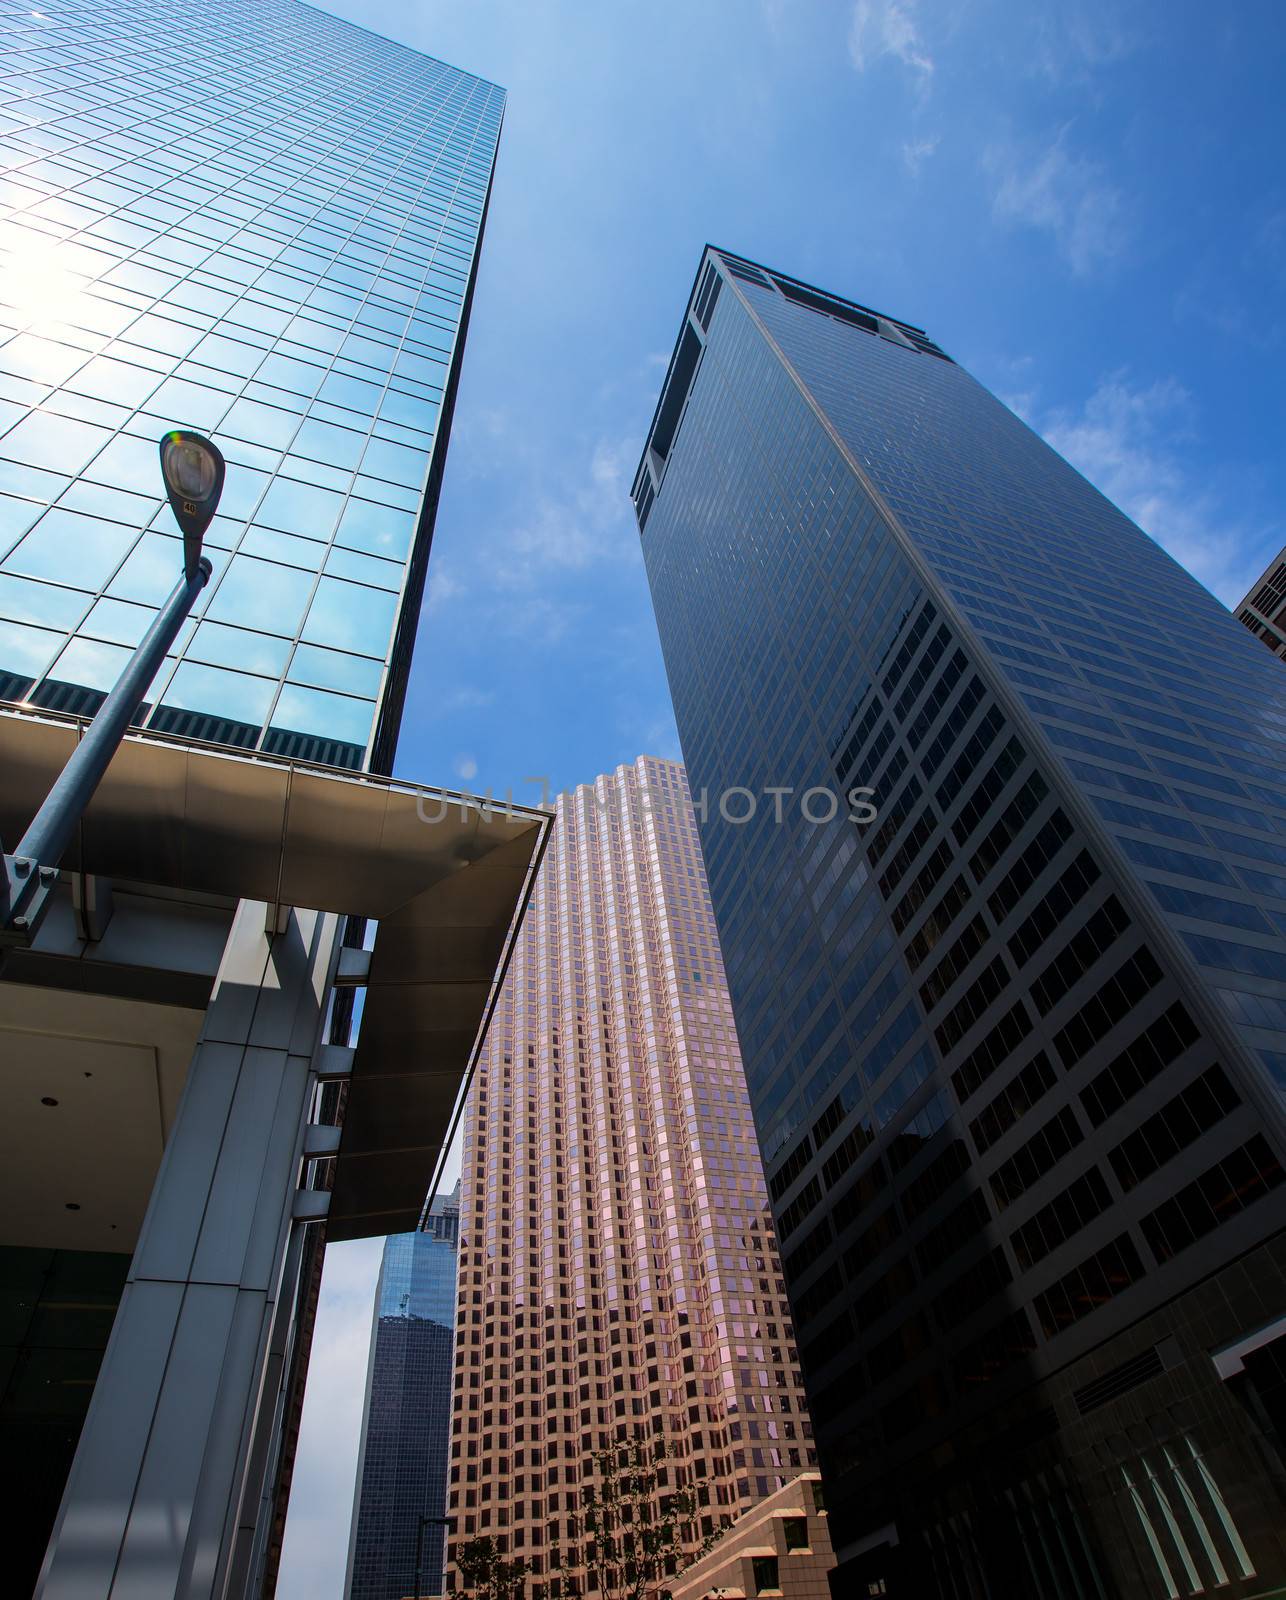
[456,1535,531,1600]
[576,1436,699,1600]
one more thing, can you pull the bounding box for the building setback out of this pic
[1234,545,1286,663]
[447,757,816,1597]
[347,1188,461,1600]
[668,1473,835,1600]
[634,248,1286,1599]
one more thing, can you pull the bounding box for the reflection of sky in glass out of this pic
[164,660,276,726]
[256,477,344,539]
[274,682,374,745]
[0,616,63,676]
[188,621,291,677]
[81,597,156,649]
[376,1228,457,1324]
[289,642,383,697]
[638,260,1286,1561]
[300,577,397,654]
[324,546,401,590]
[0,574,88,630]
[206,556,313,635]
[334,498,416,561]
[0,0,503,767]
[50,636,133,692]
[241,527,323,570]
[7,512,136,588]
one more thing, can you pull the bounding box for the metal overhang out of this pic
[0,702,550,1240]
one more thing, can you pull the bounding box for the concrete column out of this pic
[35,901,341,1600]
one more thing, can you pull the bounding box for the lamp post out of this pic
[1,430,226,947]
[413,1512,451,1600]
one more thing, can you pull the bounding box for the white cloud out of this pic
[495,591,588,646]
[276,1237,384,1600]
[426,564,464,612]
[641,716,683,762]
[989,130,1128,277]
[434,684,496,715]
[902,135,938,176]
[758,0,789,34]
[455,753,478,780]
[848,0,934,78]
[494,435,640,590]
[999,390,1037,423]
[1173,209,1286,348]
[1038,373,1272,605]
[1033,6,1139,81]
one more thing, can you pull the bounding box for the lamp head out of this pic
[160,430,225,576]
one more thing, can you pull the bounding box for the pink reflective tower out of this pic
[447,756,816,1596]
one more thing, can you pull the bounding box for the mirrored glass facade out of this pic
[348,1191,461,1600]
[0,0,502,769]
[636,250,1286,1599]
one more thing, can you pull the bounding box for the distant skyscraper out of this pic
[636,249,1286,1599]
[0,0,504,773]
[447,757,815,1597]
[348,1188,461,1600]
[1235,545,1286,663]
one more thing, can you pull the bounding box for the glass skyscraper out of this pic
[348,1189,461,1600]
[636,249,1286,1599]
[0,0,503,771]
[0,6,511,1596]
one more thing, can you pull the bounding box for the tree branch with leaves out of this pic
[456,1535,532,1600]
[574,1435,701,1600]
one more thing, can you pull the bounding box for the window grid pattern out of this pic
[349,1198,460,1600]
[447,758,815,1599]
[741,268,1286,1080]
[634,251,1286,1584]
[0,0,502,766]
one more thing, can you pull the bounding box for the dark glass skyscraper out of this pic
[348,1188,461,1600]
[635,248,1286,1600]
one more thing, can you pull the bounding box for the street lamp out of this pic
[414,1513,451,1600]
[161,428,226,578]
[1,431,226,947]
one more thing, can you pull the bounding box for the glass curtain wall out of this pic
[0,0,502,768]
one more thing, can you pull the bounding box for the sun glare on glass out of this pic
[0,228,94,332]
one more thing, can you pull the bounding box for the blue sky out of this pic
[329,0,1286,806]
[278,2,1286,1593]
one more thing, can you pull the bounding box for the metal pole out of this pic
[15,557,211,867]
[414,1515,426,1600]
[414,1513,449,1600]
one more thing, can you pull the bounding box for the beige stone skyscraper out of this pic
[446,756,815,1597]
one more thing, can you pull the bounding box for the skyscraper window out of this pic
[0,0,503,769]
[637,248,1286,1599]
